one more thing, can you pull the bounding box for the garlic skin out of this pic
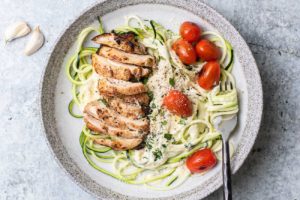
[24,26,44,56]
[4,21,31,42]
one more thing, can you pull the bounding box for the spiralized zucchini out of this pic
[66,16,239,190]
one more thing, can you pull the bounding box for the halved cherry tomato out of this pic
[195,39,221,61]
[163,90,193,117]
[180,21,202,43]
[197,61,220,90]
[186,148,217,173]
[172,39,197,65]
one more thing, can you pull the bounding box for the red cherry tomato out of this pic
[186,148,217,173]
[180,21,202,43]
[163,90,193,117]
[197,61,220,90]
[172,39,197,65]
[196,39,221,61]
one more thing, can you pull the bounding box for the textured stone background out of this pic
[0,0,299,199]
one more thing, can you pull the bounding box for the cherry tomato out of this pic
[195,39,221,61]
[163,90,193,117]
[197,61,220,90]
[180,21,202,43]
[186,148,217,173]
[172,39,197,65]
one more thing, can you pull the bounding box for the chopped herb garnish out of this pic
[164,133,172,140]
[142,77,149,84]
[151,103,156,109]
[146,143,152,150]
[150,115,157,121]
[159,109,165,116]
[162,144,167,148]
[148,91,154,100]
[169,78,175,87]
[179,118,186,125]
[153,149,162,161]
[146,137,154,150]
[161,120,167,126]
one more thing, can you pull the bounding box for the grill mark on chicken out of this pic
[84,101,149,132]
[108,98,145,119]
[84,115,146,139]
[92,54,151,81]
[98,46,156,68]
[92,33,147,55]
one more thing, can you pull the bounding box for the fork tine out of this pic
[225,81,233,91]
[219,80,234,91]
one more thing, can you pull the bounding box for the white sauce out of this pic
[130,37,199,168]
[78,72,100,111]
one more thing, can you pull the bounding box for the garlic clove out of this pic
[4,21,31,42]
[24,26,44,56]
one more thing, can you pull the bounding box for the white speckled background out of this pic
[0,0,299,200]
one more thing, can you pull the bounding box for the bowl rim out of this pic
[39,0,263,199]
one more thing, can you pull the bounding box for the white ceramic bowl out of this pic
[40,1,263,199]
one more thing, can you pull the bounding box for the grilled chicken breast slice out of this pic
[84,115,145,139]
[98,46,155,68]
[108,98,145,119]
[119,94,150,105]
[98,77,147,96]
[103,93,150,106]
[94,137,143,150]
[92,54,150,81]
[92,33,147,55]
[84,101,149,132]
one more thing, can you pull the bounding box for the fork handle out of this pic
[222,139,232,200]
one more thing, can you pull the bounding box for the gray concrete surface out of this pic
[0,0,299,199]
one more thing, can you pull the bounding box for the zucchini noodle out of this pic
[65,16,239,190]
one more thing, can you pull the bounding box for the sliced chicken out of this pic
[84,115,145,139]
[84,31,154,151]
[108,98,145,119]
[94,137,143,150]
[98,77,147,96]
[92,54,150,81]
[92,33,147,55]
[98,46,156,68]
[120,94,150,105]
[103,93,150,106]
[84,101,149,132]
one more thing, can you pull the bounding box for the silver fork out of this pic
[218,81,237,200]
